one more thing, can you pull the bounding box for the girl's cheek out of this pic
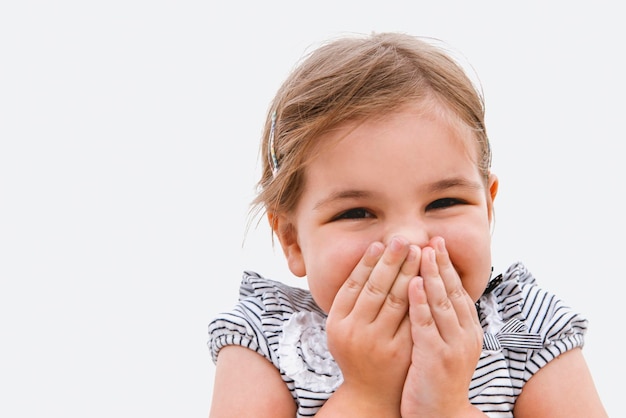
[343,240,376,268]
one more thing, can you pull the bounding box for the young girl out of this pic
[208,32,607,417]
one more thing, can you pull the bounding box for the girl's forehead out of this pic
[308,101,480,163]
[303,112,480,193]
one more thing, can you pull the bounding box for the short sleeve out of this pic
[512,265,588,378]
[207,271,323,365]
[207,272,331,417]
[208,298,268,364]
[479,262,588,383]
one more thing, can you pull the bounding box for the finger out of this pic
[420,246,462,341]
[376,244,420,333]
[352,236,411,322]
[432,238,480,329]
[329,241,385,319]
[397,310,413,345]
[407,275,441,344]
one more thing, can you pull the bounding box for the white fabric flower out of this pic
[277,311,343,392]
[480,292,504,335]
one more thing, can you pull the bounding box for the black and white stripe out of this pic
[208,262,588,418]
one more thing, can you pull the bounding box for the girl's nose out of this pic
[384,218,430,248]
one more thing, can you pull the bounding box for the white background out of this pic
[1,1,622,417]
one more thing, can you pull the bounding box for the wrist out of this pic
[402,403,488,418]
[316,383,402,418]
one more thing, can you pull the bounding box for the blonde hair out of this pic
[252,32,490,221]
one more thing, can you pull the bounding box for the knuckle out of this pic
[385,292,407,310]
[364,280,386,297]
[418,315,435,328]
[343,277,362,292]
[436,297,453,311]
[448,284,466,300]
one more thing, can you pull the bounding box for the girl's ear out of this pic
[487,173,499,221]
[488,173,499,200]
[267,212,306,277]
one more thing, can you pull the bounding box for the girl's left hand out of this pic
[322,237,417,415]
[400,237,486,418]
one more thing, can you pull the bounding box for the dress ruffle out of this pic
[277,311,343,392]
[208,262,588,417]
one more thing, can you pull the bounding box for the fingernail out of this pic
[407,245,418,261]
[368,242,384,257]
[425,247,435,263]
[390,236,404,251]
[436,237,446,252]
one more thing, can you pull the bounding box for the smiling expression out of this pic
[275,101,498,313]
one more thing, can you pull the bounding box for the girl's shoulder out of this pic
[478,261,588,347]
[238,270,323,315]
[208,271,323,364]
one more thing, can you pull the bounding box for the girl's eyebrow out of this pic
[313,178,482,210]
[313,190,373,210]
[428,177,483,193]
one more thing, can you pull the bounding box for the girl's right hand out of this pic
[321,236,418,416]
[401,238,485,418]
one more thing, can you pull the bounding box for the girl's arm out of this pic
[513,347,607,418]
[209,345,296,418]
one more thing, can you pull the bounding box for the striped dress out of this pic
[208,262,587,417]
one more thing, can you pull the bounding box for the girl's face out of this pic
[274,102,498,313]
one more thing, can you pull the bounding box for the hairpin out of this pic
[268,111,279,176]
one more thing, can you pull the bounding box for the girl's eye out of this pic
[334,208,373,220]
[427,198,464,210]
